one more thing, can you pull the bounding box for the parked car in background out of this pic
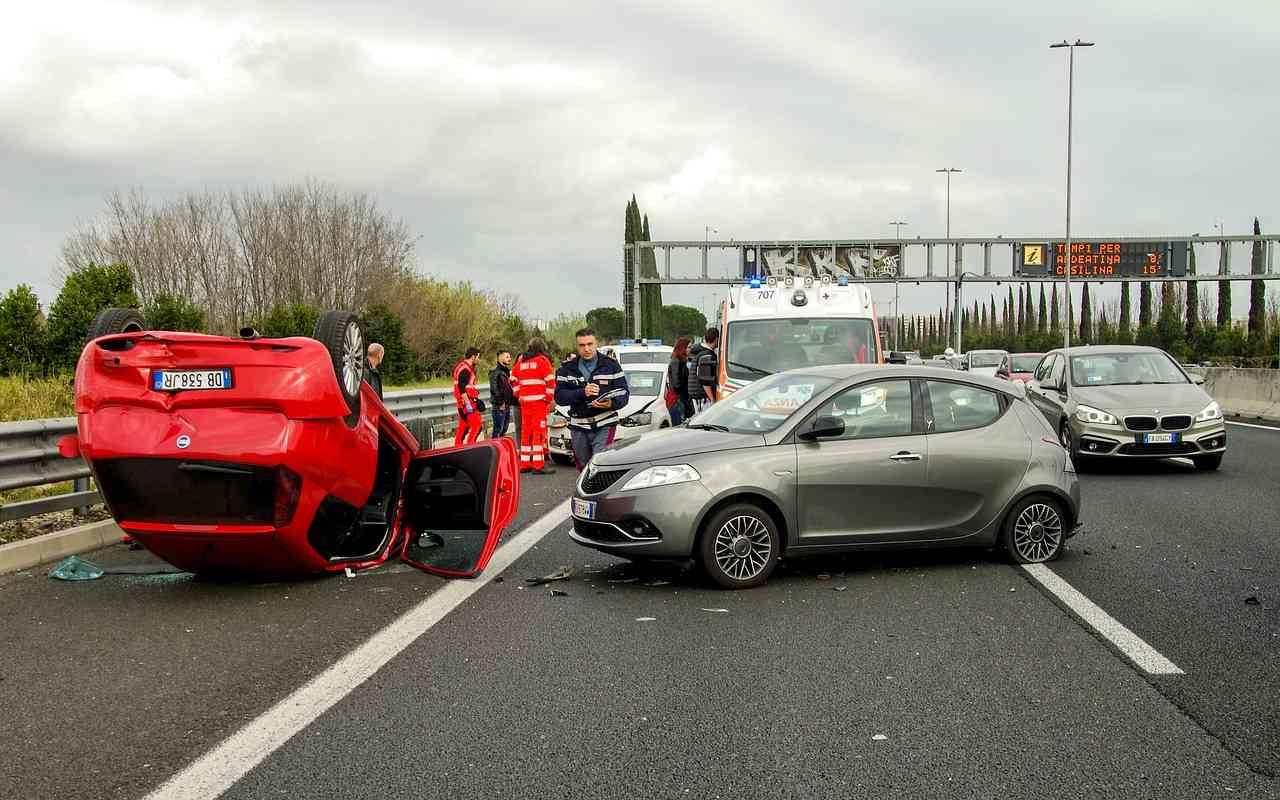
[570,365,1082,589]
[612,340,673,365]
[548,362,673,465]
[65,308,520,577]
[965,349,1008,378]
[997,352,1045,384]
[1024,345,1226,470]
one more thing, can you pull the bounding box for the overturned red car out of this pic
[63,307,519,577]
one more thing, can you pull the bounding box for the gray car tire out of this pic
[999,495,1066,564]
[698,502,781,590]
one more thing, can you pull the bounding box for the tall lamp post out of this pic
[889,221,908,350]
[1051,38,1094,374]
[936,168,961,352]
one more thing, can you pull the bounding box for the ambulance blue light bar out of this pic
[837,276,850,286]
[748,277,762,288]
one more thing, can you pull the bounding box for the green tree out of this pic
[45,262,139,372]
[1156,281,1184,356]
[1050,285,1061,335]
[361,304,415,384]
[1185,243,1199,342]
[989,296,997,336]
[1016,285,1026,336]
[1037,285,1048,335]
[1118,282,1132,343]
[0,284,46,375]
[661,304,706,343]
[585,307,625,341]
[256,303,320,339]
[1138,281,1152,328]
[1079,283,1093,343]
[1097,306,1115,344]
[1006,287,1015,338]
[1248,217,1267,350]
[1216,238,1232,327]
[143,294,206,333]
[639,212,663,339]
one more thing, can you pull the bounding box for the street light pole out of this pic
[889,221,907,350]
[1051,38,1094,379]
[936,168,961,352]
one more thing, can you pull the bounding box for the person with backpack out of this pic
[686,327,720,414]
[665,336,692,426]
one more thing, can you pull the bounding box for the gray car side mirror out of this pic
[799,416,845,440]
[1191,374,1205,385]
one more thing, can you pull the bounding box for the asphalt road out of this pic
[2,426,1277,799]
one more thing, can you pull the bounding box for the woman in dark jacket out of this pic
[667,337,693,426]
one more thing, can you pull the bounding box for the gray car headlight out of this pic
[1194,401,1221,423]
[620,464,700,491]
[621,412,653,427]
[1074,404,1117,425]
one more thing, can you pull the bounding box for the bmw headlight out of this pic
[620,464,700,491]
[1194,401,1221,423]
[1074,404,1117,425]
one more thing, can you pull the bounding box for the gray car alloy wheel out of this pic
[1011,502,1063,563]
[713,514,773,581]
[342,321,365,398]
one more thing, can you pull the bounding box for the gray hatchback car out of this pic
[570,365,1082,589]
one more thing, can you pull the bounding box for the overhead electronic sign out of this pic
[1016,241,1187,278]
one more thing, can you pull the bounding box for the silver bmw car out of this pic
[570,365,1082,589]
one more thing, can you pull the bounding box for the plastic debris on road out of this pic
[527,565,575,585]
[344,567,356,578]
[550,588,569,597]
[700,608,729,613]
[872,734,889,741]
[48,556,105,581]
[635,617,656,622]
[833,586,848,592]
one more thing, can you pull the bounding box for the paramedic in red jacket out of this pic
[512,337,557,474]
[452,347,485,446]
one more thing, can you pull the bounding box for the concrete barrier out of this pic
[1202,368,1280,423]
[0,519,122,576]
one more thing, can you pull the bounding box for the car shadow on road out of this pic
[1077,457,1201,477]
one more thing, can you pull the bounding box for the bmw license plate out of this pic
[571,498,596,520]
[152,369,232,392]
[1139,432,1178,444]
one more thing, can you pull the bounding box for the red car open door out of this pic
[399,438,520,577]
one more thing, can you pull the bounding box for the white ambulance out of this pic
[714,275,884,398]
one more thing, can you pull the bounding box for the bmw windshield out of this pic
[1070,351,1189,386]
[691,372,836,434]
[725,318,877,379]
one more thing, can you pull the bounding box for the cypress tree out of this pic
[1007,287,1016,338]
[1119,282,1132,343]
[1079,283,1092,343]
[1050,284,1061,335]
[1216,237,1232,328]
[1024,284,1036,333]
[624,198,637,335]
[1038,285,1048,334]
[989,296,997,336]
[639,212,663,339]
[1139,282,1152,328]
[1185,243,1199,341]
[1248,217,1266,340]
[1016,285,1025,336]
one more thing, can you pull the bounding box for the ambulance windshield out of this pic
[725,318,877,379]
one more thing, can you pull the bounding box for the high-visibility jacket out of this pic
[512,352,555,406]
[452,359,480,411]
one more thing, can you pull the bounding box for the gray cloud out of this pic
[1,0,1277,323]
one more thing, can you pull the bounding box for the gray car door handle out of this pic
[889,451,922,462]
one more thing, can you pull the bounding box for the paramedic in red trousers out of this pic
[512,338,557,474]
[555,328,629,471]
[452,347,485,447]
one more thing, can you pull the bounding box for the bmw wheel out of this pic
[1000,496,1066,564]
[313,311,365,425]
[698,502,781,589]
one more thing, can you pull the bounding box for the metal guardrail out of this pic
[0,386,491,524]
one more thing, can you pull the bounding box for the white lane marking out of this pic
[1226,420,1279,431]
[1021,563,1184,676]
[145,500,572,800]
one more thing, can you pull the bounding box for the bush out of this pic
[0,285,46,376]
[44,263,139,373]
[143,294,206,333]
[361,304,415,383]
[0,375,74,422]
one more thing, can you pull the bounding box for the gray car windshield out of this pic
[726,318,876,379]
[1070,351,1188,386]
[693,373,837,434]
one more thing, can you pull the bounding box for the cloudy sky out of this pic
[2,0,1277,325]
